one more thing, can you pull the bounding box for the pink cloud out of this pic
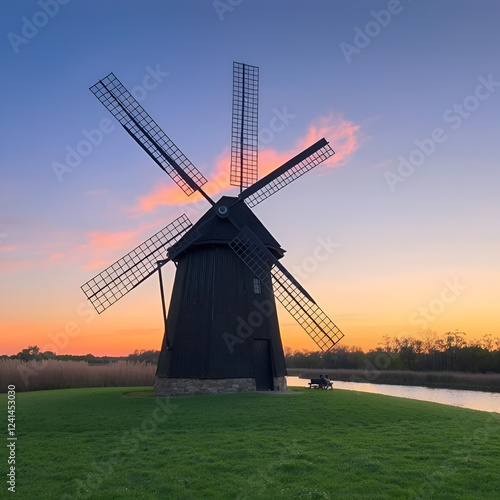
[136,148,232,211]
[77,214,184,271]
[82,230,137,252]
[79,229,138,270]
[0,242,66,275]
[0,260,31,275]
[134,113,361,213]
[298,113,361,168]
[0,245,19,252]
[82,258,116,271]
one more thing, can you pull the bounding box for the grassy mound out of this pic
[2,387,499,499]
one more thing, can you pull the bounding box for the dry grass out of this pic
[0,359,155,392]
[287,368,500,392]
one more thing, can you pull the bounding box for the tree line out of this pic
[285,331,500,373]
[5,331,499,373]
[3,346,160,365]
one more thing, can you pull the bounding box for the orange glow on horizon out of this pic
[4,314,496,358]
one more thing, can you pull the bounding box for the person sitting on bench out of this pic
[320,374,332,389]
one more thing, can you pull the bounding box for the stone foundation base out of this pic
[154,375,287,397]
[273,376,287,392]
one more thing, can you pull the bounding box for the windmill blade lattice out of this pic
[231,62,259,190]
[230,226,344,352]
[82,214,192,314]
[240,138,334,208]
[90,73,208,196]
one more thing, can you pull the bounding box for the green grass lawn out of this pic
[2,386,500,499]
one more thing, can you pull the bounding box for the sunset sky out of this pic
[1,0,499,356]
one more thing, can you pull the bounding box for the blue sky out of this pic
[1,0,499,355]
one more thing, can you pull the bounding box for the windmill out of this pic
[81,62,345,396]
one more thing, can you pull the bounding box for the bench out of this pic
[308,377,333,390]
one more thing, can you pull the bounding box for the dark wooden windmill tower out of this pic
[82,62,345,396]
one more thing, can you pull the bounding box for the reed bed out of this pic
[288,368,500,392]
[0,358,156,392]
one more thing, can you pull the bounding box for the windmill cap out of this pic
[170,196,285,259]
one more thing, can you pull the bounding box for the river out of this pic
[286,376,500,413]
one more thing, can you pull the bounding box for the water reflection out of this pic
[286,376,500,413]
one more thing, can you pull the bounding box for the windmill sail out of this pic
[230,226,344,352]
[231,62,259,191]
[81,214,192,314]
[239,138,334,207]
[90,73,208,196]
